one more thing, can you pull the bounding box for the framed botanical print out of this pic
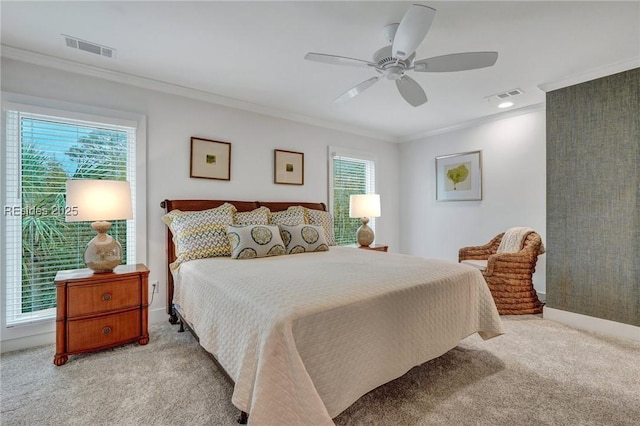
[190,137,231,181]
[274,149,304,185]
[435,150,482,201]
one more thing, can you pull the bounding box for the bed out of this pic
[161,199,504,425]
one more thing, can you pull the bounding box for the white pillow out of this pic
[227,224,286,259]
[279,224,329,254]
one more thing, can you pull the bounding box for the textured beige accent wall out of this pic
[546,68,639,326]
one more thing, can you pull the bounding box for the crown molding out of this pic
[400,103,546,143]
[1,45,398,143]
[537,57,640,93]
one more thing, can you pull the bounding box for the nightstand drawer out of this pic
[67,278,141,317]
[67,310,141,353]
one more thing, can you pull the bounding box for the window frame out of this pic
[328,146,378,246]
[1,93,147,341]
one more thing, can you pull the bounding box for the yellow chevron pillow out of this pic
[162,203,236,270]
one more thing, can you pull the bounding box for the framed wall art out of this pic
[274,149,304,185]
[435,150,482,201]
[190,137,231,181]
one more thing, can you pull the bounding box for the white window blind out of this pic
[3,108,136,326]
[329,148,376,246]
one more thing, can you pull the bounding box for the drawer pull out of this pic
[102,293,112,301]
[102,326,112,335]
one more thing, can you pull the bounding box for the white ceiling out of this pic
[1,1,639,142]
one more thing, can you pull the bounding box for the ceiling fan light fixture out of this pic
[384,66,404,80]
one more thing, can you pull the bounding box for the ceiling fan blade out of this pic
[304,52,376,68]
[392,4,436,60]
[414,52,499,72]
[333,76,381,103]
[395,75,427,107]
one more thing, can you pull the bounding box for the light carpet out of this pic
[1,315,639,425]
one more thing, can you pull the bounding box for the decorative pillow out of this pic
[227,224,286,259]
[162,204,236,270]
[279,224,329,254]
[233,206,269,226]
[161,202,236,227]
[269,206,306,226]
[305,208,336,246]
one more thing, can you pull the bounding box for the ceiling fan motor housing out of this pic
[373,45,413,80]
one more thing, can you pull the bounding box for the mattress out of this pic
[173,246,504,425]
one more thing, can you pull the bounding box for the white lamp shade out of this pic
[349,194,381,218]
[65,179,133,222]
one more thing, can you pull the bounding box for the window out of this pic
[329,147,376,245]
[2,102,140,329]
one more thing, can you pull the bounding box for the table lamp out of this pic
[66,179,133,273]
[349,194,381,247]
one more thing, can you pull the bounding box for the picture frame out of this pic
[435,150,482,201]
[274,149,304,185]
[190,137,231,181]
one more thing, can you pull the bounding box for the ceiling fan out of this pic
[304,4,498,107]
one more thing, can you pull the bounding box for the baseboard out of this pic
[536,291,546,303]
[0,330,56,354]
[543,307,640,342]
[148,307,168,324]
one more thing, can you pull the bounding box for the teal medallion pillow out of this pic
[227,224,286,259]
[279,224,329,254]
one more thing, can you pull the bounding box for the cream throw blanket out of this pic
[497,227,545,254]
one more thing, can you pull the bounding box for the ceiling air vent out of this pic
[496,88,524,99]
[63,34,115,59]
[485,88,524,103]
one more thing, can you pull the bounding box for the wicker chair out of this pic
[459,230,544,315]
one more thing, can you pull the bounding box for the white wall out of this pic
[0,58,400,347]
[399,107,547,293]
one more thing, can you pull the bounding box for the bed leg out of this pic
[178,320,185,333]
[237,411,248,424]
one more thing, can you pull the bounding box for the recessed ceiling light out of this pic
[498,101,514,108]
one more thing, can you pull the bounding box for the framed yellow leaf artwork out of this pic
[435,151,482,201]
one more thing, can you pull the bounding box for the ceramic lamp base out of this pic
[356,217,375,247]
[85,221,122,273]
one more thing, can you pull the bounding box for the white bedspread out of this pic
[173,247,504,425]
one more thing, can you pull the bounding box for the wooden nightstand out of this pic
[54,264,150,366]
[358,244,389,252]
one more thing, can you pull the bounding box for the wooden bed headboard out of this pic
[160,199,327,317]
